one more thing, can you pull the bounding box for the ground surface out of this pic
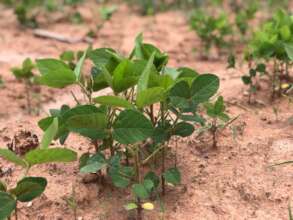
[0,2,292,220]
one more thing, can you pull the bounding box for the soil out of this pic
[0,2,292,220]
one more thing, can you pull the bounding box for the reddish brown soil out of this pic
[0,2,292,220]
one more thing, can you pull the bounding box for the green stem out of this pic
[134,145,143,220]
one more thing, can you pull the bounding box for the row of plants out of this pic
[0,0,84,28]
[0,34,230,220]
[241,9,293,103]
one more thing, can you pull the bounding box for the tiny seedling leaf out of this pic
[124,203,138,211]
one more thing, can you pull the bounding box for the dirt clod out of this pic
[7,130,39,155]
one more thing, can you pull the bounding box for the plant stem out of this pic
[212,119,217,149]
[25,81,32,114]
[15,201,18,220]
[160,102,166,196]
[161,145,166,196]
[134,145,142,220]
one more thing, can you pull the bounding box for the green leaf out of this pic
[136,87,165,108]
[113,110,153,144]
[36,59,76,88]
[137,52,155,94]
[74,49,87,79]
[241,75,251,85]
[285,43,293,60]
[94,96,135,109]
[132,179,154,199]
[173,122,194,137]
[144,172,160,188]
[80,153,107,173]
[110,173,130,188]
[170,80,191,99]
[112,59,140,93]
[60,50,74,62]
[40,117,58,149]
[0,191,16,219]
[132,183,149,199]
[163,167,181,186]
[10,177,47,202]
[124,203,138,211]
[0,181,6,192]
[100,65,113,88]
[66,112,107,130]
[80,162,107,173]
[25,148,77,166]
[0,149,27,167]
[214,96,225,115]
[191,74,219,103]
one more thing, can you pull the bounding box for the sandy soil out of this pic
[0,2,292,220]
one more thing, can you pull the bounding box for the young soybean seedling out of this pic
[241,63,266,104]
[11,58,36,114]
[204,96,230,148]
[190,10,233,59]
[35,33,222,220]
[0,118,77,220]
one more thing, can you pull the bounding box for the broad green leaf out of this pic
[173,122,194,137]
[178,67,199,79]
[136,87,165,108]
[113,110,153,144]
[124,203,138,210]
[36,59,76,88]
[66,112,107,130]
[191,74,219,103]
[132,183,149,199]
[132,179,154,199]
[163,167,181,186]
[137,52,155,94]
[10,177,47,202]
[0,191,16,219]
[170,80,190,99]
[74,50,87,79]
[25,148,77,166]
[94,96,134,109]
[0,149,27,167]
[112,59,139,93]
[40,117,58,149]
[89,48,122,73]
